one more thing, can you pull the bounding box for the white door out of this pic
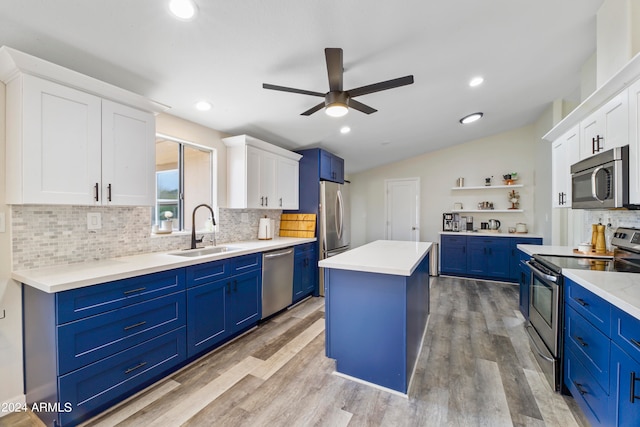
[385,178,420,241]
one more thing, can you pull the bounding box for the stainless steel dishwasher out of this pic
[261,247,294,319]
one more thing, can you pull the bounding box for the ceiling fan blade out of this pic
[348,99,377,115]
[325,48,343,92]
[301,102,326,116]
[263,83,325,97]
[347,75,414,98]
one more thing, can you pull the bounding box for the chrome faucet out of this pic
[191,204,216,249]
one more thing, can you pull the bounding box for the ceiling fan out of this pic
[263,48,414,117]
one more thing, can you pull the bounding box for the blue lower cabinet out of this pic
[186,261,262,357]
[58,327,186,426]
[466,237,510,280]
[508,237,542,281]
[58,292,186,375]
[228,270,261,333]
[293,243,317,302]
[440,235,467,275]
[611,343,640,426]
[565,348,611,427]
[187,280,228,357]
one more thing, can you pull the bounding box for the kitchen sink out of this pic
[169,246,240,257]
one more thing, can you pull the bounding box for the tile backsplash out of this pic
[581,209,640,246]
[11,205,282,270]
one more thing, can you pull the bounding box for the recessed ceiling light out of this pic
[169,0,198,20]
[195,101,212,111]
[459,112,483,124]
[469,76,484,87]
[340,126,351,134]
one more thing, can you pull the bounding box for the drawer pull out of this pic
[124,287,147,295]
[123,321,147,331]
[124,361,147,375]
[576,336,588,347]
[574,298,588,307]
[574,381,588,396]
[631,372,640,403]
[631,338,640,349]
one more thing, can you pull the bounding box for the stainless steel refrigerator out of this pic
[319,180,350,295]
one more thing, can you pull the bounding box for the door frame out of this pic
[384,178,421,241]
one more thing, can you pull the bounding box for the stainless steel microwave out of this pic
[570,145,628,209]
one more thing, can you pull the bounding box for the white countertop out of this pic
[517,244,613,258]
[563,269,640,320]
[440,231,544,238]
[13,237,315,293]
[318,240,432,276]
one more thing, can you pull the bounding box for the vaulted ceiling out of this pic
[0,0,604,173]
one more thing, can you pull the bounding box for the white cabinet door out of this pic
[579,92,628,159]
[277,156,299,209]
[551,126,578,208]
[19,75,102,205]
[628,79,640,204]
[246,146,262,208]
[259,150,277,208]
[101,100,155,206]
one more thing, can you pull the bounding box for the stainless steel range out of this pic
[526,227,640,392]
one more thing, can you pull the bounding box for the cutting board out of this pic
[280,213,316,238]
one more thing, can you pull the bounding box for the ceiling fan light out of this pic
[459,112,483,124]
[325,103,349,117]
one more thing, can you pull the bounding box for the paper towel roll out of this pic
[258,217,272,240]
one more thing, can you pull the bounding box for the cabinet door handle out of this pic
[574,297,588,307]
[107,183,112,202]
[280,198,283,207]
[596,135,603,152]
[631,338,640,349]
[265,197,268,206]
[226,282,231,294]
[574,381,588,396]
[94,183,99,202]
[575,336,588,347]
[124,287,146,295]
[592,137,596,154]
[233,279,238,292]
[124,361,147,375]
[260,196,264,206]
[124,321,147,331]
[631,372,640,403]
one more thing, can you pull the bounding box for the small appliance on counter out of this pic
[443,213,454,231]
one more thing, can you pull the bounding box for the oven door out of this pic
[526,261,562,391]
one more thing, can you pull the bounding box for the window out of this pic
[154,134,216,231]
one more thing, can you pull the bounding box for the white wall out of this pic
[350,124,545,247]
[0,82,25,409]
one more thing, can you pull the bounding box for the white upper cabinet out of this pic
[551,125,579,208]
[101,100,155,206]
[5,75,155,205]
[579,92,629,160]
[223,135,302,210]
[628,78,640,204]
[0,47,166,206]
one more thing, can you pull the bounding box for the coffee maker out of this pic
[443,213,454,231]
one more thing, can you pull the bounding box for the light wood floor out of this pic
[1,276,590,427]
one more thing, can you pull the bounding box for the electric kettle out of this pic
[488,219,501,230]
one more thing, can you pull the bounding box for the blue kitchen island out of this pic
[319,240,432,395]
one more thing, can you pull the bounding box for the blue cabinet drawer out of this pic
[566,305,610,392]
[230,253,262,274]
[612,306,640,364]
[565,348,611,427]
[58,327,186,426]
[186,259,229,288]
[565,279,611,336]
[441,234,466,245]
[57,269,186,324]
[57,292,186,375]
[295,242,316,254]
